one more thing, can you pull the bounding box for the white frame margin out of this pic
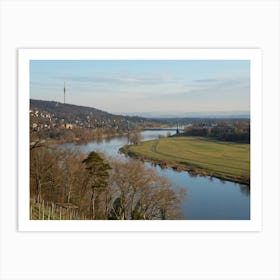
[18,48,262,232]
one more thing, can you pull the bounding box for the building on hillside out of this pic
[65,123,73,129]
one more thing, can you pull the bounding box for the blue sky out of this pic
[30,60,250,116]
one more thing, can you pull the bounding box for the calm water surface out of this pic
[61,130,250,220]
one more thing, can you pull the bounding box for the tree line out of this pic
[30,146,185,220]
[34,126,129,143]
[184,121,250,143]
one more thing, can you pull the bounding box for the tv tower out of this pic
[176,122,179,134]
[64,81,66,104]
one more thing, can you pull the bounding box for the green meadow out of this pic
[123,136,250,185]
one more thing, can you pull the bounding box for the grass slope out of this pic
[123,136,250,185]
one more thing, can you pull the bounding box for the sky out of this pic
[30,60,250,117]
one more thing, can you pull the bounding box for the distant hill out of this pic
[30,99,149,131]
[30,99,151,120]
[31,99,117,120]
[30,99,249,130]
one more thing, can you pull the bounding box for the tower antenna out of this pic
[64,81,66,104]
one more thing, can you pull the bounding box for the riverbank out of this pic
[119,136,250,185]
[31,130,133,148]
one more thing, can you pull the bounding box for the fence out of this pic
[30,198,87,220]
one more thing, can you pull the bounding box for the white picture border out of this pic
[18,48,262,232]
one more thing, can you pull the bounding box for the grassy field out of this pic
[121,136,250,185]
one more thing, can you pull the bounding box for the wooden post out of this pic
[38,203,41,220]
[30,204,33,220]
[51,203,53,219]
[42,200,44,220]
[48,206,51,220]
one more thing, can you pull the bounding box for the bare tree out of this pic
[30,148,185,220]
[129,132,142,145]
[109,159,185,220]
[30,148,63,203]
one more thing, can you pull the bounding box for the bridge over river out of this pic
[142,127,184,132]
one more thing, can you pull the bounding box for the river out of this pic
[61,130,250,220]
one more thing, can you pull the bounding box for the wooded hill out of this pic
[30,99,147,130]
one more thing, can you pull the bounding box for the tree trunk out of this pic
[36,179,42,203]
[67,183,72,203]
[90,188,96,219]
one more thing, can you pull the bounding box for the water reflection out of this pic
[239,185,250,196]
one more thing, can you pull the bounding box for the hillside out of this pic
[30,99,114,118]
[30,99,145,122]
[30,99,147,131]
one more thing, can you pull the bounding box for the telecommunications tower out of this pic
[63,81,66,104]
[176,123,179,134]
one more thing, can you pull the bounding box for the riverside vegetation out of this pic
[30,147,185,220]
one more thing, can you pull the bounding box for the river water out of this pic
[61,130,250,220]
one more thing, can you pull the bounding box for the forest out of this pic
[183,120,250,143]
[30,145,185,220]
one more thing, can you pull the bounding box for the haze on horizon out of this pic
[30,60,250,117]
